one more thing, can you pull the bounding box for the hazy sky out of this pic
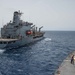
[0,0,75,31]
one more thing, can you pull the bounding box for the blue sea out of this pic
[0,31,75,75]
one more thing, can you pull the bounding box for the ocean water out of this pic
[0,31,75,75]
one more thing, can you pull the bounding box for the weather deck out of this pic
[55,51,75,75]
[0,38,18,42]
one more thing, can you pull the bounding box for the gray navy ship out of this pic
[0,11,45,49]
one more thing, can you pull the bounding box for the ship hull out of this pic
[0,36,44,49]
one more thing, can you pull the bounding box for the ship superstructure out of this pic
[0,11,44,48]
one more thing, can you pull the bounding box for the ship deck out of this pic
[0,38,18,42]
[55,51,75,75]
